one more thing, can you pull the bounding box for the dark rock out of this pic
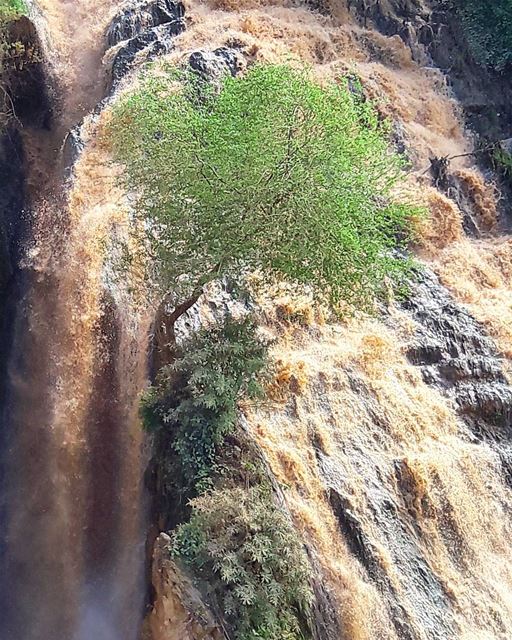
[107,0,185,47]
[189,47,242,81]
[0,128,25,293]
[111,20,185,84]
[328,487,384,581]
[0,126,27,575]
[309,570,343,640]
[107,0,186,85]
[500,138,512,156]
[62,125,86,175]
[454,382,512,429]
[344,0,512,228]
[320,454,452,640]
[403,269,512,439]
[5,16,53,128]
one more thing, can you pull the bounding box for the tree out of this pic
[108,63,415,350]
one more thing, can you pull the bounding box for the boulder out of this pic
[188,47,243,81]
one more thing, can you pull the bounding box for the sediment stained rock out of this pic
[403,270,512,439]
[144,534,223,640]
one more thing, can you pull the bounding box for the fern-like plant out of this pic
[142,315,269,497]
[173,485,313,640]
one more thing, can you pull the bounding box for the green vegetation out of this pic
[142,316,269,497]
[0,0,26,128]
[109,63,415,325]
[173,485,313,640]
[0,0,25,21]
[454,0,512,71]
[144,317,313,639]
[492,145,512,180]
[128,62,418,639]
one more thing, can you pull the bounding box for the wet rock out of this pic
[349,0,431,64]
[455,382,512,428]
[403,269,512,439]
[0,128,25,294]
[189,47,242,81]
[500,138,512,156]
[144,533,223,640]
[345,0,512,225]
[107,0,186,85]
[309,575,343,640]
[107,0,185,47]
[5,15,53,128]
[62,125,86,175]
[111,20,185,84]
[320,453,452,640]
[327,487,384,581]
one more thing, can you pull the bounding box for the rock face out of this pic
[6,15,53,128]
[106,2,245,88]
[350,0,512,136]
[403,270,512,440]
[0,128,25,296]
[107,0,186,85]
[188,47,242,81]
[0,127,26,549]
[315,391,455,640]
[144,534,223,640]
[107,0,185,47]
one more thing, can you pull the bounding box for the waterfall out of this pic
[0,1,149,638]
[1,1,512,640]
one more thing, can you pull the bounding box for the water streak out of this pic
[0,1,149,638]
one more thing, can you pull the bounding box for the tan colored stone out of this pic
[145,533,224,640]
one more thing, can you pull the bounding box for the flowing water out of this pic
[0,1,149,638]
[184,2,512,639]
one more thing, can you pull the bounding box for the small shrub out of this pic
[492,146,512,180]
[172,485,313,640]
[142,316,269,496]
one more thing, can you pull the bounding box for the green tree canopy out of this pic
[109,63,415,322]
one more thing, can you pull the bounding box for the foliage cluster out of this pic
[492,146,512,180]
[0,0,25,22]
[0,0,26,128]
[172,485,313,640]
[144,317,313,639]
[142,316,269,497]
[454,0,512,71]
[109,63,415,316]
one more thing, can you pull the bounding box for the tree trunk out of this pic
[151,289,204,375]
